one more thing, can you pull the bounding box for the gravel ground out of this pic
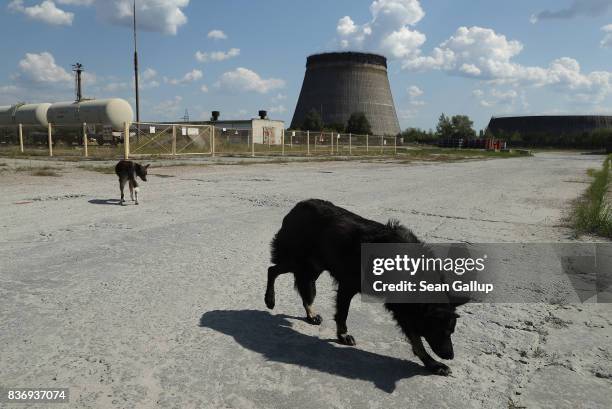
[0,152,610,409]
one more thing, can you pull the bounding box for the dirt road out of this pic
[0,152,610,408]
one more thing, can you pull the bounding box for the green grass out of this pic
[31,169,62,177]
[572,155,612,237]
[12,165,62,177]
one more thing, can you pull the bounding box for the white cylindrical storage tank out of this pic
[0,104,20,127]
[47,98,134,131]
[79,99,134,130]
[15,103,51,128]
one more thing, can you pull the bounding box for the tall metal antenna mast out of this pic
[133,0,140,123]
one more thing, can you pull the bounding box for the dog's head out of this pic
[421,303,463,360]
[135,163,150,182]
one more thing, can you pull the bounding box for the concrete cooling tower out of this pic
[291,52,401,136]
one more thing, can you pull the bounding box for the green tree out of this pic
[436,113,454,138]
[301,109,323,131]
[325,122,346,133]
[436,113,476,139]
[401,127,437,144]
[451,115,476,139]
[346,112,372,135]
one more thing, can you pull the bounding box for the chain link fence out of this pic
[1,122,405,159]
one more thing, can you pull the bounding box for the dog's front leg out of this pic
[335,286,357,345]
[407,333,451,376]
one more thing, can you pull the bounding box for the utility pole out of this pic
[72,63,84,102]
[133,0,140,124]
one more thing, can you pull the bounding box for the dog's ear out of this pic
[145,164,150,169]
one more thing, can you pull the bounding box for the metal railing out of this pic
[0,122,405,159]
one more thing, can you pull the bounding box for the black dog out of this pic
[264,199,465,375]
[114,160,149,205]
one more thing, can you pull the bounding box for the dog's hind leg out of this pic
[132,179,139,205]
[265,265,288,309]
[335,285,358,345]
[296,274,322,325]
[407,333,451,376]
[119,178,126,205]
[128,180,134,202]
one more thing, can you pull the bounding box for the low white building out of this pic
[178,111,285,145]
[211,118,285,145]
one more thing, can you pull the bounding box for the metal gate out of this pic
[129,122,213,156]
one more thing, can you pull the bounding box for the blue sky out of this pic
[2,0,612,131]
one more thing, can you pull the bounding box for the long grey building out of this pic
[488,115,612,137]
[291,52,401,136]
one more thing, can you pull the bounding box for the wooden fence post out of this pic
[366,134,369,153]
[282,128,285,156]
[307,130,310,155]
[349,133,352,156]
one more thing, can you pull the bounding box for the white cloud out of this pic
[167,69,203,85]
[267,105,287,114]
[142,68,157,81]
[401,25,612,102]
[402,84,425,118]
[104,81,129,92]
[337,16,357,36]
[207,29,227,40]
[56,0,94,4]
[473,88,528,111]
[10,0,190,34]
[216,68,285,94]
[200,84,209,93]
[17,52,72,83]
[96,0,189,35]
[405,26,524,75]
[407,85,423,98]
[271,93,286,103]
[531,0,612,24]
[601,24,612,48]
[336,0,426,59]
[195,48,240,63]
[152,95,183,119]
[337,1,612,104]
[8,0,74,26]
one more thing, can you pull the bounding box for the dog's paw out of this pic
[338,334,356,346]
[264,291,275,309]
[306,314,322,325]
[135,202,139,206]
[426,361,451,376]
